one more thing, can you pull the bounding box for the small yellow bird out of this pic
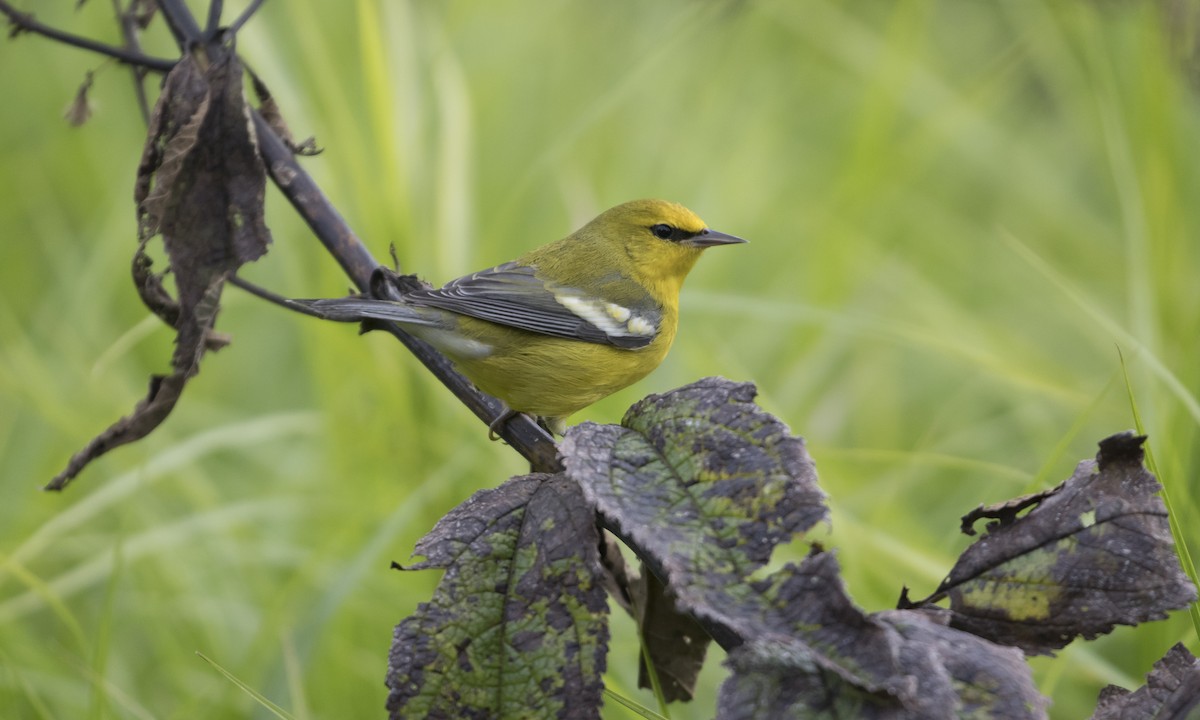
[303,199,745,434]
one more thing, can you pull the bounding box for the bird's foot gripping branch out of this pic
[386,377,1198,719]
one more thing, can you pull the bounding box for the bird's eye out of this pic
[650,224,674,240]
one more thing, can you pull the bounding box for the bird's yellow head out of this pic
[583,199,746,294]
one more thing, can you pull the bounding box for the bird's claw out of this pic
[488,407,519,442]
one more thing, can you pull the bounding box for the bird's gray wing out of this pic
[406,261,661,349]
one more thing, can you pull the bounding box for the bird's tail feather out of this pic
[294,297,443,327]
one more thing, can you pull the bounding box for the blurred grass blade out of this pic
[1118,348,1200,642]
[638,634,671,718]
[4,412,318,575]
[196,652,295,720]
[1001,228,1200,426]
[602,688,670,720]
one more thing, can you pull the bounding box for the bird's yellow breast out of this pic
[430,310,678,420]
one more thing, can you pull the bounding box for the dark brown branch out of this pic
[228,0,265,36]
[204,0,223,40]
[248,109,562,472]
[251,112,380,287]
[154,0,202,47]
[19,0,560,472]
[0,0,175,72]
[110,0,152,122]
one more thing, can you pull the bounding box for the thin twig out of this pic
[110,0,152,122]
[155,0,203,47]
[41,0,560,470]
[228,0,265,36]
[204,0,223,40]
[248,109,562,471]
[0,0,176,72]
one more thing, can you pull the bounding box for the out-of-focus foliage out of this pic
[0,1,1197,718]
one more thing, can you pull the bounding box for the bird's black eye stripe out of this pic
[650,224,700,242]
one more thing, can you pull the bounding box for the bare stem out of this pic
[249,109,562,471]
[110,0,153,122]
[0,0,175,72]
[228,0,266,35]
[155,0,203,47]
[204,0,223,39]
[13,0,561,471]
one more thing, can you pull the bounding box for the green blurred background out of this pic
[2,0,1198,717]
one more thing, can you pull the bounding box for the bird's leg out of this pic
[488,408,566,440]
[488,406,520,442]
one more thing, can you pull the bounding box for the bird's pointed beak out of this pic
[684,228,748,248]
